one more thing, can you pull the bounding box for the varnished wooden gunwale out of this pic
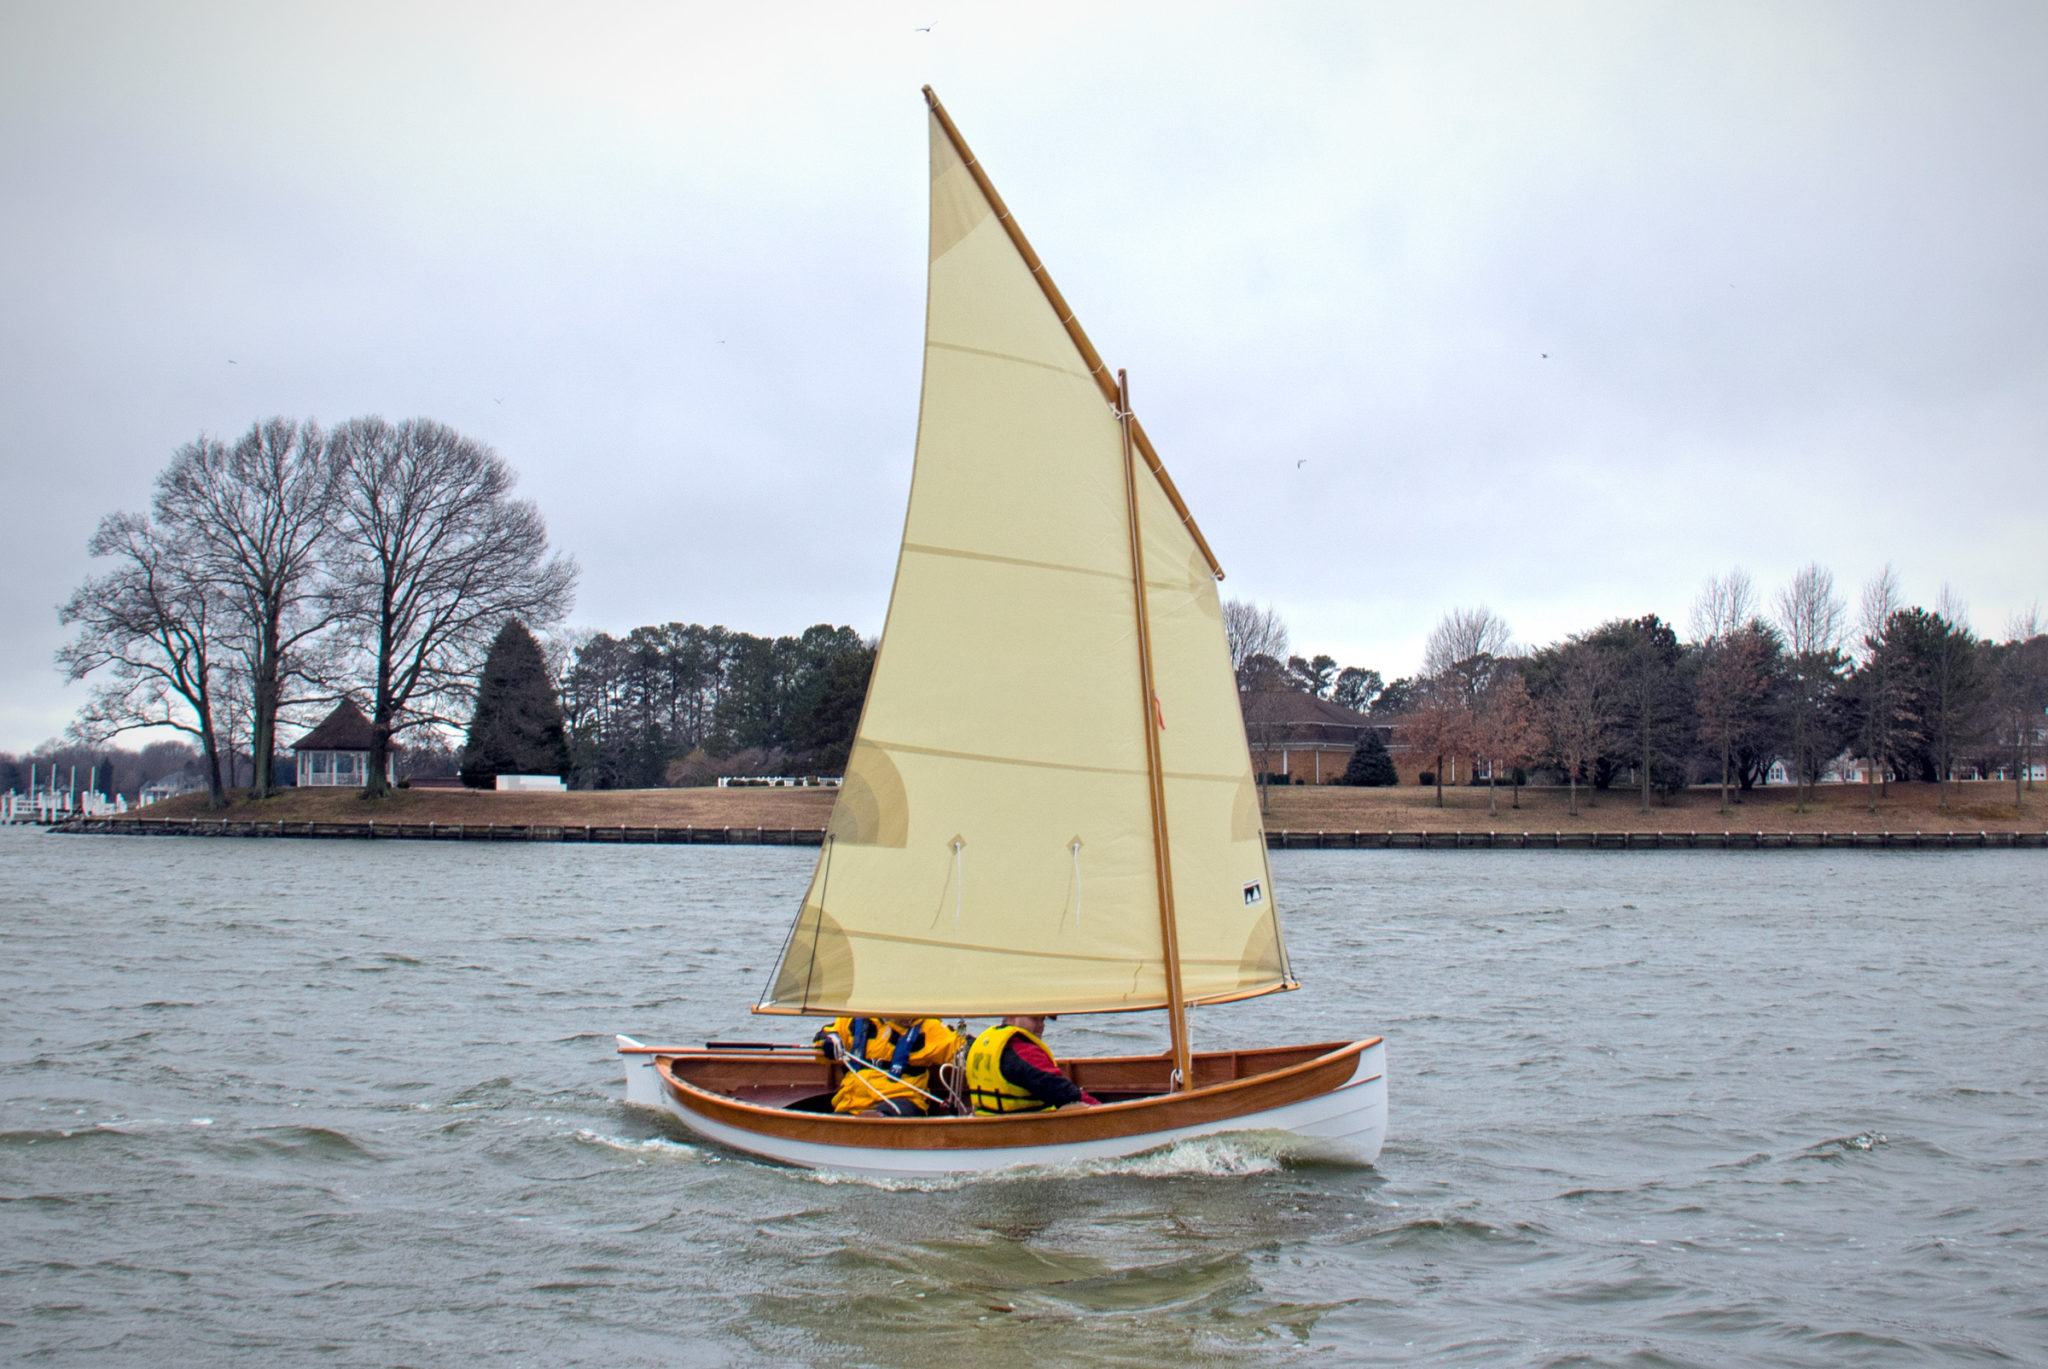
[652,1039,1378,1151]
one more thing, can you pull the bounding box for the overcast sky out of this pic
[4,2,2045,752]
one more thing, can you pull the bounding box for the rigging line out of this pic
[755,832,826,1010]
[839,1053,949,1111]
[801,834,836,1009]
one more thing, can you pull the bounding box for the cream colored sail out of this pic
[756,109,1290,1018]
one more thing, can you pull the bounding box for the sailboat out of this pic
[617,88,1385,1179]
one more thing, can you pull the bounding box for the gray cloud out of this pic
[4,2,2044,748]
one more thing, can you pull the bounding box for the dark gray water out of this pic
[2,827,2044,1367]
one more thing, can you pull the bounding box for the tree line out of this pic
[57,416,576,807]
[1229,566,2048,817]
[557,622,873,788]
[0,739,200,801]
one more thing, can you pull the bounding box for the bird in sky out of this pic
[914,22,934,31]
[227,359,236,364]
[1297,459,1307,468]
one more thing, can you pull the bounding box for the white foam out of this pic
[790,1131,1296,1191]
[1054,1133,1291,1179]
[574,1128,703,1160]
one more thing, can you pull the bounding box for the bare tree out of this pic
[1424,606,1512,679]
[1990,624,2048,811]
[1689,568,1757,646]
[1936,584,1972,636]
[1237,652,1293,813]
[330,418,577,797]
[1852,565,1905,811]
[1223,600,1288,689]
[1696,622,1771,816]
[1397,675,1471,809]
[154,419,339,799]
[2006,605,2042,648]
[57,513,230,806]
[214,665,255,789]
[1858,565,1903,663]
[1773,563,1847,811]
[1473,668,1539,815]
[1539,641,1612,817]
[2008,606,2044,799]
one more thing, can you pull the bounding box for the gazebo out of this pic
[291,699,400,788]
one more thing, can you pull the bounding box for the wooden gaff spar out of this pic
[618,88,1386,1179]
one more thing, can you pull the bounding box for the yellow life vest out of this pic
[965,1025,1056,1114]
[817,1017,962,1115]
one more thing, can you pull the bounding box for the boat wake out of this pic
[795,1131,1302,1191]
[575,1128,706,1161]
[1058,1132,1296,1179]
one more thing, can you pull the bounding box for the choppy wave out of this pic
[7,832,2046,1365]
[0,1127,119,1148]
[1799,1131,1890,1161]
[232,1125,383,1163]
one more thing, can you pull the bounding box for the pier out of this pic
[3,764,129,825]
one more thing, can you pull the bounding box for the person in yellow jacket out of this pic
[965,1015,1100,1114]
[813,1016,964,1116]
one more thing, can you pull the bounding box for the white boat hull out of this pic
[619,1036,1385,1179]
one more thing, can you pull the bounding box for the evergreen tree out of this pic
[1584,614,1690,812]
[1340,727,1399,786]
[787,642,875,773]
[460,619,570,787]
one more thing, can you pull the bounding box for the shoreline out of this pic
[45,814,2048,850]
[31,778,2045,849]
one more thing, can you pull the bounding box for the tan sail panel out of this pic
[757,107,1290,1017]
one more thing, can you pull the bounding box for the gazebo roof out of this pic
[291,698,400,753]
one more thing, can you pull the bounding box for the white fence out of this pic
[715,776,842,789]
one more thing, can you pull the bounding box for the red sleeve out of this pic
[1005,1040,1098,1105]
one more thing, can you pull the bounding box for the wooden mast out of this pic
[922,85,1225,582]
[1118,368,1193,1093]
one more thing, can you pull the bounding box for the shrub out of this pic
[1339,729,1398,787]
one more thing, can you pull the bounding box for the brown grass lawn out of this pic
[113,777,2045,834]
[1258,778,2047,834]
[119,784,839,828]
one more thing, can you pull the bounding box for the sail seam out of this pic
[754,980,1295,1016]
[827,924,1261,969]
[863,734,1246,785]
[926,339,1091,380]
[870,738,1143,777]
[905,540,1204,595]
[902,541,1124,584]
